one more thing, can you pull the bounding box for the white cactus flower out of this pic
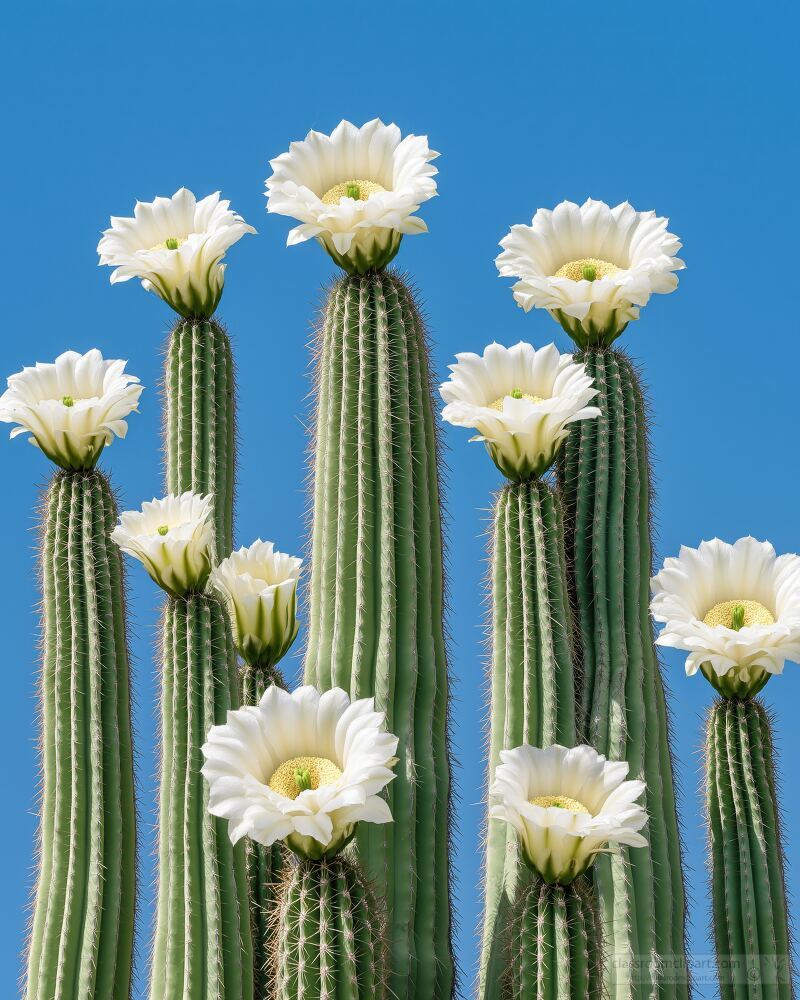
[265,118,438,274]
[111,491,214,597]
[496,199,684,346]
[97,188,255,318]
[0,349,142,471]
[439,341,600,481]
[490,743,648,884]
[211,539,302,667]
[202,685,398,860]
[651,537,800,698]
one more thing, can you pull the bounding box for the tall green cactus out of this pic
[27,470,136,1000]
[558,349,688,998]
[480,479,578,998]
[509,877,603,1000]
[707,697,794,999]
[304,270,454,999]
[240,661,285,998]
[273,857,386,1000]
[151,316,253,998]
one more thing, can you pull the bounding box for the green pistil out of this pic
[581,264,597,281]
[294,767,312,792]
[164,237,180,250]
[157,525,169,536]
[731,604,746,631]
[61,395,75,407]
[345,182,361,200]
[510,388,523,399]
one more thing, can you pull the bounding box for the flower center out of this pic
[267,755,343,800]
[150,236,186,251]
[530,794,590,814]
[554,257,621,282]
[157,525,169,536]
[61,395,75,407]
[703,599,775,630]
[321,179,387,204]
[489,389,544,411]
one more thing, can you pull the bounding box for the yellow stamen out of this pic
[321,179,387,204]
[268,755,343,800]
[530,794,590,814]
[554,257,620,281]
[703,599,774,629]
[489,392,544,411]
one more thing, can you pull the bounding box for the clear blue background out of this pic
[2,2,798,996]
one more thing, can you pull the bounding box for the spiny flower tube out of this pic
[651,536,800,698]
[111,491,214,597]
[439,341,600,481]
[202,685,398,861]
[211,539,302,668]
[496,199,684,347]
[265,118,438,273]
[0,348,142,471]
[490,744,648,885]
[97,187,255,318]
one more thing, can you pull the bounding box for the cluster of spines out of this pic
[304,271,454,998]
[151,316,253,998]
[480,479,578,998]
[273,857,387,1000]
[508,877,604,1000]
[558,348,688,998]
[27,470,136,1000]
[707,697,794,999]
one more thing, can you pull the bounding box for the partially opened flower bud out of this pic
[490,743,648,884]
[211,539,302,667]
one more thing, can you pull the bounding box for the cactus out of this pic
[508,876,604,1000]
[26,470,136,1000]
[558,349,689,998]
[480,479,578,998]
[706,697,794,998]
[273,856,386,1000]
[240,661,286,997]
[304,270,454,999]
[150,316,253,998]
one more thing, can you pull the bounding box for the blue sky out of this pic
[2,2,798,996]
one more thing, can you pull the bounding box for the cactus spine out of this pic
[558,349,688,998]
[707,698,794,998]
[509,877,604,1000]
[273,857,386,1000]
[26,470,136,1000]
[241,661,285,998]
[480,480,578,998]
[304,271,454,999]
[151,317,253,998]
